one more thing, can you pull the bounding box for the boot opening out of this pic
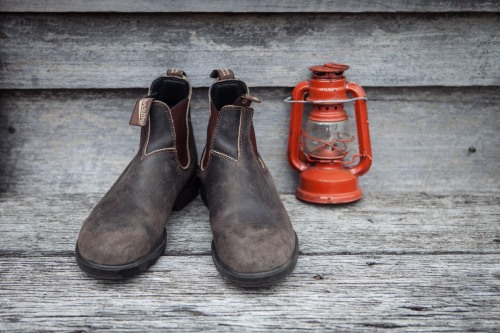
[149,77,190,108]
[210,80,248,111]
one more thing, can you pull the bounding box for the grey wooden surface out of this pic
[1,193,499,332]
[1,254,499,332]
[1,0,499,13]
[2,193,499,256]
[1,87,499,195]
[1,3,499,333]
[1,13,499,89]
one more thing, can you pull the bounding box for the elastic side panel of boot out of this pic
[147,103,174,153]
[210,80,248,111]
[150,77,190,107]
[212,107,242,161]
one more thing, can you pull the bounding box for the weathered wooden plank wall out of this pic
[1,88,499,194]
[1,13,498,88]
[1,0,499,12]
[0,7,499,196]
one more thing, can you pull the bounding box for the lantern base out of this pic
[296,166,362,204]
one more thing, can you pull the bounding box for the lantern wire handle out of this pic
[284,96,367,104]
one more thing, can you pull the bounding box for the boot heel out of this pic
[173,175,200,211]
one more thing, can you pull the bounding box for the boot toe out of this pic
[213,222,297,274]
[77,219,156,266]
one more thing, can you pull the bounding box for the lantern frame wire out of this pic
[284,96,367,104]
[301,130,363,165]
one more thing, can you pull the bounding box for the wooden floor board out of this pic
[1,193,498,257]
[0,254,499,332]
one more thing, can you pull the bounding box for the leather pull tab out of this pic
[130,98,154,126]
[210,68,235,80]
[233,94,261,107]
[166,68,186,78]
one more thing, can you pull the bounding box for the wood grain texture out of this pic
[1,87,499,194]
[0,254,499,332]
[0,13,498,88]
[1,5,498,333]
[0,193,498,256]
[1,0,499,13]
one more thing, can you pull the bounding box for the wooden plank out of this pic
[0,13,498,88]
[0,193,498,256]
[1,0,499,13]
[0,254,499,332]
[1,87,499,194]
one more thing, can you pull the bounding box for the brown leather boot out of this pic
[76,69,199,279]
[199,69,299,287]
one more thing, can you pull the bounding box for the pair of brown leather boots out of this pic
[75,69,299,287]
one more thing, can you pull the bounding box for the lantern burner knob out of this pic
[309,63,350,79]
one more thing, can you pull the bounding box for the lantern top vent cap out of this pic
[309,63,350,79]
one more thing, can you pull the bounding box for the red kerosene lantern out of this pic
[287,62,372,204]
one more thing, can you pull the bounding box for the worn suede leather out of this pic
[77,74,197,268]
[200,86,297,274]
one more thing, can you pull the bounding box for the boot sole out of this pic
[75,174,200,279]
[211,232,299,288]
[75,230,167,280]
